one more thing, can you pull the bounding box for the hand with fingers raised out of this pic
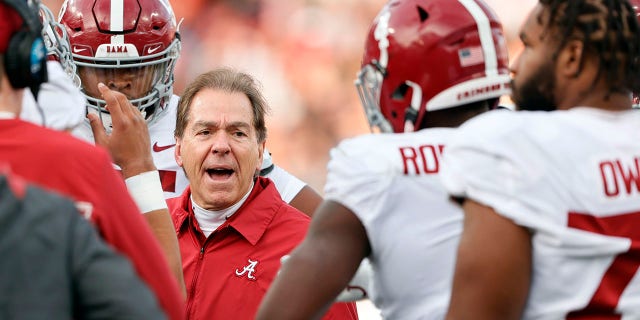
[88,83,157,179]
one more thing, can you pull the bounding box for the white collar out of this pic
[190,181,254,237]
[0,111,17,119]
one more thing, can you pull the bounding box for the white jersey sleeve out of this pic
[20,61,85,131]
[258,148,307,204]
[325,136,395,221]
[325,129,462,320]
[440,108,640,319]
[262,163,306,204]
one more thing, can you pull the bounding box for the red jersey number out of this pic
[567,211,640,320]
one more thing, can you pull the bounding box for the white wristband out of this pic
[125,170,167,214]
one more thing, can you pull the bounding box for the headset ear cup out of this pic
[4,29,46,91]
[5,30,31,89]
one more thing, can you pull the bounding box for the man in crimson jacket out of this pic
[168,67,358,319]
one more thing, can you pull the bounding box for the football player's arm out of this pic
[138,207,186,296]
[256,200,369,320]
[90,153,185,320]
[289,185,323,217]
[88,83,186,297]
[445,199,532,320]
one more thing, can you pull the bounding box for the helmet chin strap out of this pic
[403,118,415,133]
[403,80,422,133]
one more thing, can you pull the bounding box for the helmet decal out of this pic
[373,7,391,69]
[459,0,497,76]
[110,0,124,31]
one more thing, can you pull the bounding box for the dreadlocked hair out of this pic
[539,0,640,95]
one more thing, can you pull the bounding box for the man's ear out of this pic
[256,141,265,172]
[174,137,183,167]
[558,39,585,78]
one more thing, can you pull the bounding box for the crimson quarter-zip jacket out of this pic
[168,177,359,320]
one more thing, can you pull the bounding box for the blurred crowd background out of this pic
[43,0,537,194]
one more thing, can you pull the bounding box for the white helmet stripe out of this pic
[374,7,391,69]
[110,0,124,44]
[458,0,498,76]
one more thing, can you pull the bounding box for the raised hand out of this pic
[88,83,156,179]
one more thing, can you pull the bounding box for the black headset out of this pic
[2,0,47,97]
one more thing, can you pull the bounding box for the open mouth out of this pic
[206,168,234,179]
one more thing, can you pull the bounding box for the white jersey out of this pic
[260,150,306,203]
[20,61,85,131]
[73,94,305,201]
[324,129,463,320]
[440,108,640,319]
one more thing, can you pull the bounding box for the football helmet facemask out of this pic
[39,3,80,87]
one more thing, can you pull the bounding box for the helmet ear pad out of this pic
[4,28,46,89]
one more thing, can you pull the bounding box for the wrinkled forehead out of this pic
[188,89,255,124]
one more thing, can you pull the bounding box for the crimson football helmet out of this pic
[355,0,511,133]
[58,0,181,130]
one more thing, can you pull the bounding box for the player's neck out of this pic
[0,78,23,115]
[557,91,632,112]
